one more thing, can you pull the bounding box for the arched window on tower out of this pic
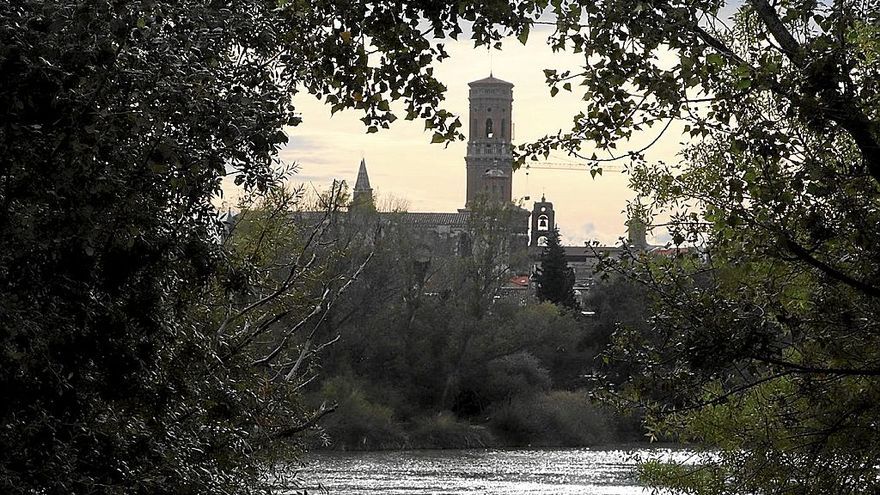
[537,236,548,247]
[485,118,494,138]
[501,119,506,138]
[537,215,549,231]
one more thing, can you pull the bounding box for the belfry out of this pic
[464,75,514,207]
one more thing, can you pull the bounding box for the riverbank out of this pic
[303,390,644,451]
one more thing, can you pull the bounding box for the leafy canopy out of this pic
[0,1,539,493]
[521,0,880,493]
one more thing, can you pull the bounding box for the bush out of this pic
[312,376,406,450]
[490,391,616,446]
[462,352,552,412]
[408,412,495,449]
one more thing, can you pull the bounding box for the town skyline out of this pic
[228,29,684,246]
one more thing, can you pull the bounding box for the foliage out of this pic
[309,375,406,450]
[477,352,553,403]
[0,1,542,492]
[534,227,579,310]
[489,391,615,447]
[302,201,636,449]
[515,0,880,492]
[408,412,495,449]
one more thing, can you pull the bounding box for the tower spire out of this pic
[355,158,371,191]
[352,158,374,209]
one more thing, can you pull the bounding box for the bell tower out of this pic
[530,194,555,247]
[465,75,514,208]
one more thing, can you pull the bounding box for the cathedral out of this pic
[350,75,646,296]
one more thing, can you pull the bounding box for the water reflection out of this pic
[280,446,691,494]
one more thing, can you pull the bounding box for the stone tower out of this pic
[465,75,514,207]
[626,200,648,250]
[352,158,374,208]
[626,216,648,250]
[530,194,555,247]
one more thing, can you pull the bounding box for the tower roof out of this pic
[469,75,514,87]
[354,158,372,191]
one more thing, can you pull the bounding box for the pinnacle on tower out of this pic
[355,158,371,191]
[352,158,374,208]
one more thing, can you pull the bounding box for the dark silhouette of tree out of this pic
[0,2,539,494]
[535,228,578,311]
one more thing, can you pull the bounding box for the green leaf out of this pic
[706,53,724,66]
[517,24,530,45]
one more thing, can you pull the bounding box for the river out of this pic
[277,446,693,494]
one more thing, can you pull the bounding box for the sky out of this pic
[223,25,685,247]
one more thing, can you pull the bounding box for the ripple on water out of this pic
[278,446,693,495]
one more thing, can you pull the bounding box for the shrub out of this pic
[490,391,616,446]
[466,352,552,409]
[408,412,495,449]
[312,376,406,450]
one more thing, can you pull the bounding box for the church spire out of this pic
[352,158,374,209]
[355,158,371,191]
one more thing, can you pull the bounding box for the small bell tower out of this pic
[530,194,555,247]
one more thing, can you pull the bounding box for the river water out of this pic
[279,446,692,494]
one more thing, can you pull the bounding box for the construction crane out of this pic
[521,161,626,172]
[518,159,626,201]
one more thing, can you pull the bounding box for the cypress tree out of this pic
[535,227,579,310]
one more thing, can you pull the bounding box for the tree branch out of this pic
[782,237,880,298]
[270,401,338,439]
[755,356,880,377]
[747,0,804,64]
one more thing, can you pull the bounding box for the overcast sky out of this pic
[226,26,685,246]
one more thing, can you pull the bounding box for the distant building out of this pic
[344,75,651,300]
[526,196,645,302]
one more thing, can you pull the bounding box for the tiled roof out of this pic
[562,245,621,256]
[391,212,471,227]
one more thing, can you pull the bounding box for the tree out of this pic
[508,0,880,493]
[535,227,578,311]
[0,1,540,493]
[7,0,877,490]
